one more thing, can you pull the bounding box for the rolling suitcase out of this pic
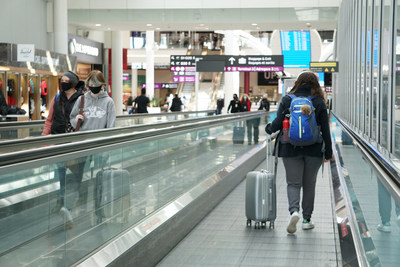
[245,135,277,229]
[95,168,131,223]
[233,121,245,144]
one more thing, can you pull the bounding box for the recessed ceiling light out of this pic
[146,24,152,27]
[199,24,205,26]
[251,23,258,26]
[95,24,101,27]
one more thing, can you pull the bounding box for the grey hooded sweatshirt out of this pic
[70,90,116,131]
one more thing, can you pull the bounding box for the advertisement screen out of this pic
[280,31,311,68]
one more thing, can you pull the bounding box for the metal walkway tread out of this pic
[158,158,339,266]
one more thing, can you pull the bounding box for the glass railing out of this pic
[0,110,215,141]
[0,112,273,266]
[331,115,400,267]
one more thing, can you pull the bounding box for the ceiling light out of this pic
[146,24,152,27]
[251,23,258,26]
[156,28,160,30]
[256,27,260,30]
[199,24,205,26]
[95,24,101,27]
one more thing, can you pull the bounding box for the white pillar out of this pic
[146,30,155,100]
[112,31,123,115]
[131,67,138,98]
[224,31,240,110]
[53,0,68,55]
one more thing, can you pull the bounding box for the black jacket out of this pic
[51,89,84,134]
[265,85,332,160]
[170,97,182,111]
[227,99,240,113]
[258,99,270,111]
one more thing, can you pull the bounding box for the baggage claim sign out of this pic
[170,55,284,83]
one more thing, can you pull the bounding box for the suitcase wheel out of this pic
[255,222,262,229]
[261,222,266,228]
[269,221,275,229]
[246,219,252,227]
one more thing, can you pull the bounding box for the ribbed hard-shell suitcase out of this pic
[245,135,277,229]
[233,121,245,144]
[245,170,276,229]
[95,168,131,223]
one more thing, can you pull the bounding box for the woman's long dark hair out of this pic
[290,71,325,100]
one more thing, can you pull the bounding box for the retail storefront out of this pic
[0,43,77,121]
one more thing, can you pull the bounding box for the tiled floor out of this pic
[158,158,339,266]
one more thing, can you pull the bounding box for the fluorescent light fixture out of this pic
[251,23,258,26]
[95,24,101,27]
[146,24,152,27]
[199,24,205,26]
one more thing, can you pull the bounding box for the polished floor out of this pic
[158,157,339,266]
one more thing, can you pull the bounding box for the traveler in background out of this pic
[227,93,240,113]
[170,94,183,112]
[133,88,150,113]
[258,94,270,112]
[240,94,251,112]
[265,71,332,234]
[216,97,224,115]
[41,71,84,229]
[70,70,116,131]
[66,70,115,227]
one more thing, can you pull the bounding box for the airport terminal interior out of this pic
[0,0,400,266]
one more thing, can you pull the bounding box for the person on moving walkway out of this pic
[41,71,84,229]
[265,71,332,234]
[227,94,240,113]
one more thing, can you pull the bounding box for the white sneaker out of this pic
[287,211,300,234]
[60,207,74,229]
[302,219,315,230]
[377,223,391,233]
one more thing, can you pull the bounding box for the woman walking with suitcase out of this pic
[265,71,332,234]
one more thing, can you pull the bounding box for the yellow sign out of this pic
[309,61,339,73]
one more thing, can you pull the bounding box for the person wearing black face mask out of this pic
[227,93,240,113]
[42,71,84,228]
[70,70,116,131]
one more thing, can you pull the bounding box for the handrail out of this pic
[0,110,216,128]
[332,112,400,192]
[0,111,248,153]
[0,111,270,167]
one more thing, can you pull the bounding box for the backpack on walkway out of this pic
[286,94,321,146]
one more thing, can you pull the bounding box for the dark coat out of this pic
[170,97,182,111]
[265,85,332,160]
[51,89,84,134]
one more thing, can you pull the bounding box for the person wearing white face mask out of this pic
[70,70,116,131]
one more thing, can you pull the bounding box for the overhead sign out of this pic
[68,34,103,65]
[170,55,284,72]
[258,72,279,86]
[17,44,35,62]
[310,61,339,73]
[142,83,179,89]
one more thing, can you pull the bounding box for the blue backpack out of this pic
[286,94,322,146]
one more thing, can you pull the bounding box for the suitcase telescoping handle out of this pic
[266,132,279,173]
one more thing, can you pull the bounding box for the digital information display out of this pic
[280,31,311,68]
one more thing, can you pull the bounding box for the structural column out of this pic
[224,31,240,111]
[53,0,68,55]
[131,67,138,99]
[112,31,123,115]
[244,72,250,95]
[146,30,155,100]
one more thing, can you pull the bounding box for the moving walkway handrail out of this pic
[0,111,270,168]
[0,110,216,129]
[332,112,400,202]
[0,111,255,154]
